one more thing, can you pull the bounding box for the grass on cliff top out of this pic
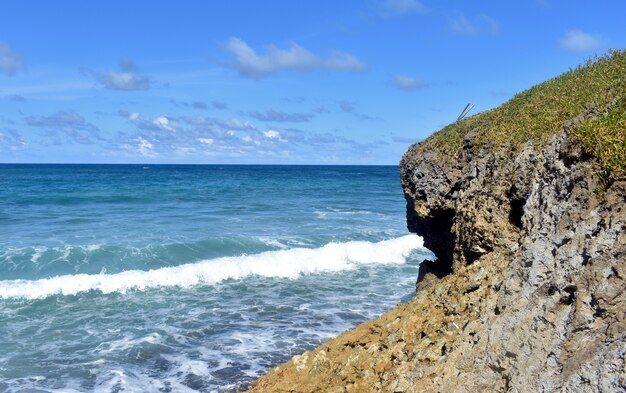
[571,98,626,182]
[421,50,626,181]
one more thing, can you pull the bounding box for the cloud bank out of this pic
[25,110,102,144]
[247,109,314,123]
[225,37,366,79]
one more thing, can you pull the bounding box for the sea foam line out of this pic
[0,235,423,300]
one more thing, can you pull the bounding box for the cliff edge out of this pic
[248,52,625,392]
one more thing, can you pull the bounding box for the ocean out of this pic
[0,164,429,392]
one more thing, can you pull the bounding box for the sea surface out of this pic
[0,164,429,392]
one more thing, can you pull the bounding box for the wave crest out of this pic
[0,235,423,300]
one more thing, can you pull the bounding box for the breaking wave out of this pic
[0,235,423,300]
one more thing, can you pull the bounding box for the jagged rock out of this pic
[247,130,625,392]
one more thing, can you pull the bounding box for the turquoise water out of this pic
[0,164,429,392]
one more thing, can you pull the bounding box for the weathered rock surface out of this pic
[247,126,625,392]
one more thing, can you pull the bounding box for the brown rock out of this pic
[246,130,625,392]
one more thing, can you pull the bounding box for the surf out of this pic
[0,235,423,300]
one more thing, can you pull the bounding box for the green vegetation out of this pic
[420,50,626,181]
[571,98,626,184]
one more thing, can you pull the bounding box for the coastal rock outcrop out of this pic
[247,51,626,391]
[399,126,625,391]
[248,125,625,392]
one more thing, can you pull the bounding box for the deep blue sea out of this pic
[0,164,429,392]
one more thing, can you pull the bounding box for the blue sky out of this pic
[1,0,624,164]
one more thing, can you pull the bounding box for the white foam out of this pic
[0,235,423,300]
[91,332,165,355]
[257,237,289,249]
[3,244,104,265]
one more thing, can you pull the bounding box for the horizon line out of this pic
[0,162,399,166]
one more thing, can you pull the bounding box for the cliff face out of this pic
[248,123,625,392]
[399,124,625,391]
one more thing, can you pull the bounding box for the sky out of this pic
[1,1,625,164]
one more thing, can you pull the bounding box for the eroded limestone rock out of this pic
[247,129,625,392]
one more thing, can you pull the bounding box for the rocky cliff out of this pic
[247,54,625,392]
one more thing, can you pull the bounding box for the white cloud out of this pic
[0,42,25,76]
[176,146,196,155]
[247,109,313,122]
[105,72,145,89]
[242,135,261,145]
[88,60,151,91]
[223,118,254,130]
[263,130,280,139]
[153,116,175,131]
[393,75,428,91]
[129,112,140,121]
[263,129,287,143]
[380,0,424,16]
[450,14,476,35]
[560,30,603,53]
[137,137,156,157]
[224,37,367,79]
[197,138,214,145]
[450,14,499,36]
[0,129,26,150]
